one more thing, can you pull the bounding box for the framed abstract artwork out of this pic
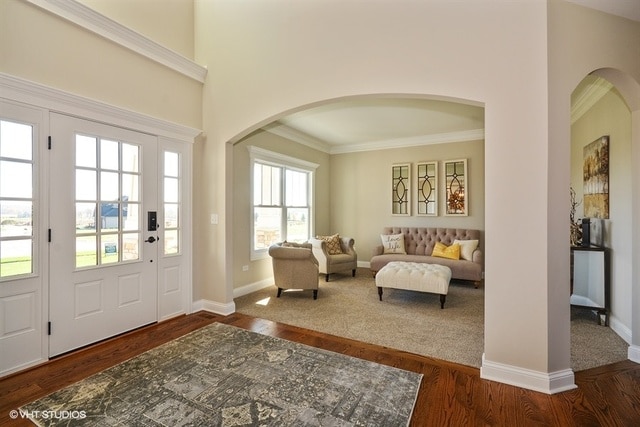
[583,135,609,219]
[416,161,438,216]
[444,159,467,216]
[391,163,410,216]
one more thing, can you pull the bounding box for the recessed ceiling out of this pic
[265,98,485,154]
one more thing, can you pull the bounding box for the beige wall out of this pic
[232,131,331,288]
[571,87,633,336]
[0,0,202,128]
[331,140,485,261]
[77,0,195,59]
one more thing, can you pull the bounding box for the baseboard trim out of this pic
[480,354,576,394]
[609,315,632,344]
[233,278,274,298]
[358,261,371,269]
[629,345,640,364]
[192,299,235,316]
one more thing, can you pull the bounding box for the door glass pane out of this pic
[123,203,139,231]
[100,139,119,170]
[76,170,97,200]
[0,120,32,160]
[76,135,96,168]
[122,143,139,173]
[99,202,119,231]
[1,161,32,198]
[76,202,96,234]
[76,235,97,267]
[164,152,178,177]
[0,119,35,278]
[164,177,178,203]
[122,232,139,260]
[0,201,32,237]
[122,174,139,202]
[164,229,178,255]
[100,171,119,201]
[101,234,119,264]
[164,204,178,228]
[75,135,141,268]
[0,240,32,277]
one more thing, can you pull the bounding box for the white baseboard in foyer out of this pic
[480,354,577,394]
[192,299,236,316]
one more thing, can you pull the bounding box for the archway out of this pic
[570,68,640,366]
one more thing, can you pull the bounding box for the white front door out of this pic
[49,114,159,357]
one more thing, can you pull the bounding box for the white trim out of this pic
[0,73,201,142]
[629,345,640,364]
[609,314,632,345]
[480,354,577,394]
[233,278,274,298]
[265,122,485,155]
[192,299,236,316]
[247,146,320,171]
[571,76,613,124]
[24,0,207,83]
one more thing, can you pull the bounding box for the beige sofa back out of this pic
[381,227,480,256]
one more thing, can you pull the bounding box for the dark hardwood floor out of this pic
[1,311,639,426]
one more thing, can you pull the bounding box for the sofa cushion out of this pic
[316,234,343,255]
[453,239,478,261]
[381,233,406,254]
[432,242,461,260]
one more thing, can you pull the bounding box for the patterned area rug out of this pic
[22,323,422,426]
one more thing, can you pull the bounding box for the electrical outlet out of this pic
[242,265,249,272]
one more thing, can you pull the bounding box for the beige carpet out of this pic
[235,268,629,371]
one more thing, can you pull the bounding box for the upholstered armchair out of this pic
[268,242,320,299]
[309,234,357,282]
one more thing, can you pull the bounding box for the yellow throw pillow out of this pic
[432,242,461,260]
[317,234,343,255]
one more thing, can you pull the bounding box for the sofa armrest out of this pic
[372,245,384,256]
[472,249,483,265]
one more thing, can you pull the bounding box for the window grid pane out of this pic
[252,158,312,252]
[75,135,141,267]
[0,119,35,278]
[163,151,180,256]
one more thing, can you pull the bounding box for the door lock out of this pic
[145,236,159,243]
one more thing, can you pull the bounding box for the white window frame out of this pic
[248,146,318,260]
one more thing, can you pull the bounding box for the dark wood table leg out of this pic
[440,294,446,309]
[378,287,383,301]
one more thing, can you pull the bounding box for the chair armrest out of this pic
[339,236,356,256]
[309,238,329,265]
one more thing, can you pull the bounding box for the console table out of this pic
[570,246,610,326]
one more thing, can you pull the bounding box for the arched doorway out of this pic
[570,68,640,367]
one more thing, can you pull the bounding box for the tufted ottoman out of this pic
[375,261,452,309]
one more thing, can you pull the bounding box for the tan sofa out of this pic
[370,227,483,287]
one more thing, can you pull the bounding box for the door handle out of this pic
[145,236,159,243]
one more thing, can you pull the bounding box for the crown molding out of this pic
[265,122,484,155]
[330,129,485,154]
[25,0,207,83]
[263,122,332,153]
[571,77,613,124]
[0,73,202,142]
